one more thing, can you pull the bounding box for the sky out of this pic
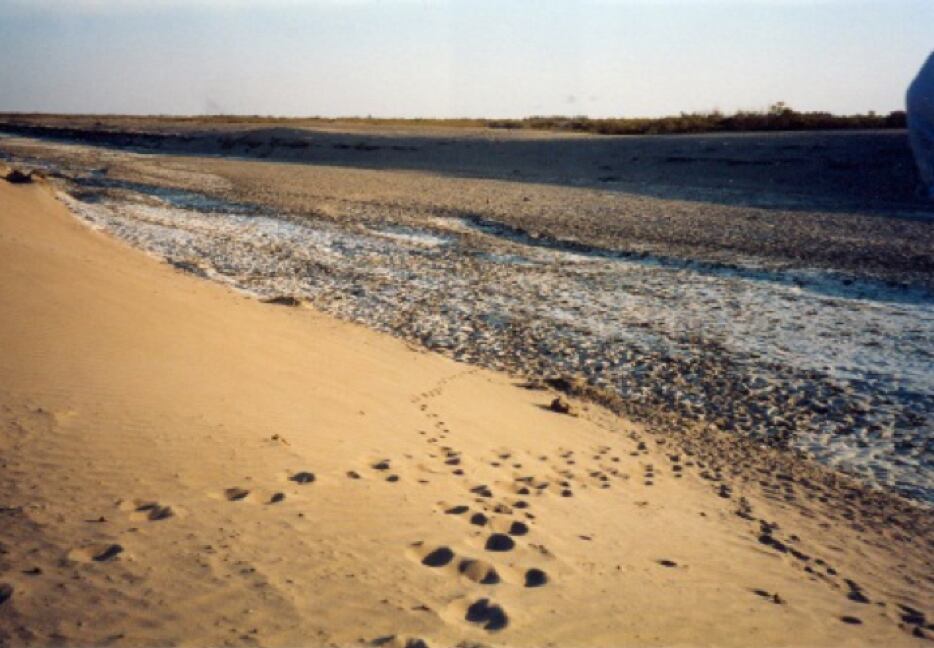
[0,0,931,118]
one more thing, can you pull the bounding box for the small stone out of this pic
[549,397,575,415]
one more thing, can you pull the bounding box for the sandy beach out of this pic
[0,153,931,647]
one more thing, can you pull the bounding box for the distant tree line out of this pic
[485,103,907,135]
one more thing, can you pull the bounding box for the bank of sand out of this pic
[0,176,930,646]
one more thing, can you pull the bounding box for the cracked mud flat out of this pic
[2,135,932,503]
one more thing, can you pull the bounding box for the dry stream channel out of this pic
[3,140,933,504]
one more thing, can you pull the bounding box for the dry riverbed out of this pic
[1,127,932,504]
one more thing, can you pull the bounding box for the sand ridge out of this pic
[0,177,930,645]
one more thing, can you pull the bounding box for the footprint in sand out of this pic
[421,546,455,567]
[847,590,870,604]
[93,544,124,561]
[120,499,176,521]
[68,543,125,563]
[643,464,655,486]
[465,598,509,631]
[134,502,174,521]
[470,513,488,526]
[485,533,515,552]
[844,579,870,604]
[290,471,316,484]
[459,559,500,585]
[507,521,529,536]
[470,485,493,498]
[414,543,503,587]
[370,635,430,648]
[490,518,529,537]
[410,542,455,568]
[225,488,250,501]
[752,589,784,604]
[898,605,926,627]
[524,568,548,588]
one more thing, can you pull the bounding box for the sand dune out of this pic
[0,176,930,646]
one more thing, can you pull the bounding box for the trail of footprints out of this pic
[47,378,928,643]
[406,434,661,633]
[414,485,549,631]
[658,432,934,637]
[406,381,639,634]
[411,380,931,638]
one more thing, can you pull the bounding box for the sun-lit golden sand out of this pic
[0,176,929,646]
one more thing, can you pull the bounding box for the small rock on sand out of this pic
[549,397,575,415]
[4,168,37,184]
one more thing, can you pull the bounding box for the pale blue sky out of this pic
[0,0,931,118]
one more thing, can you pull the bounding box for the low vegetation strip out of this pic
[0,104,907,136]
[487,104,907,135]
